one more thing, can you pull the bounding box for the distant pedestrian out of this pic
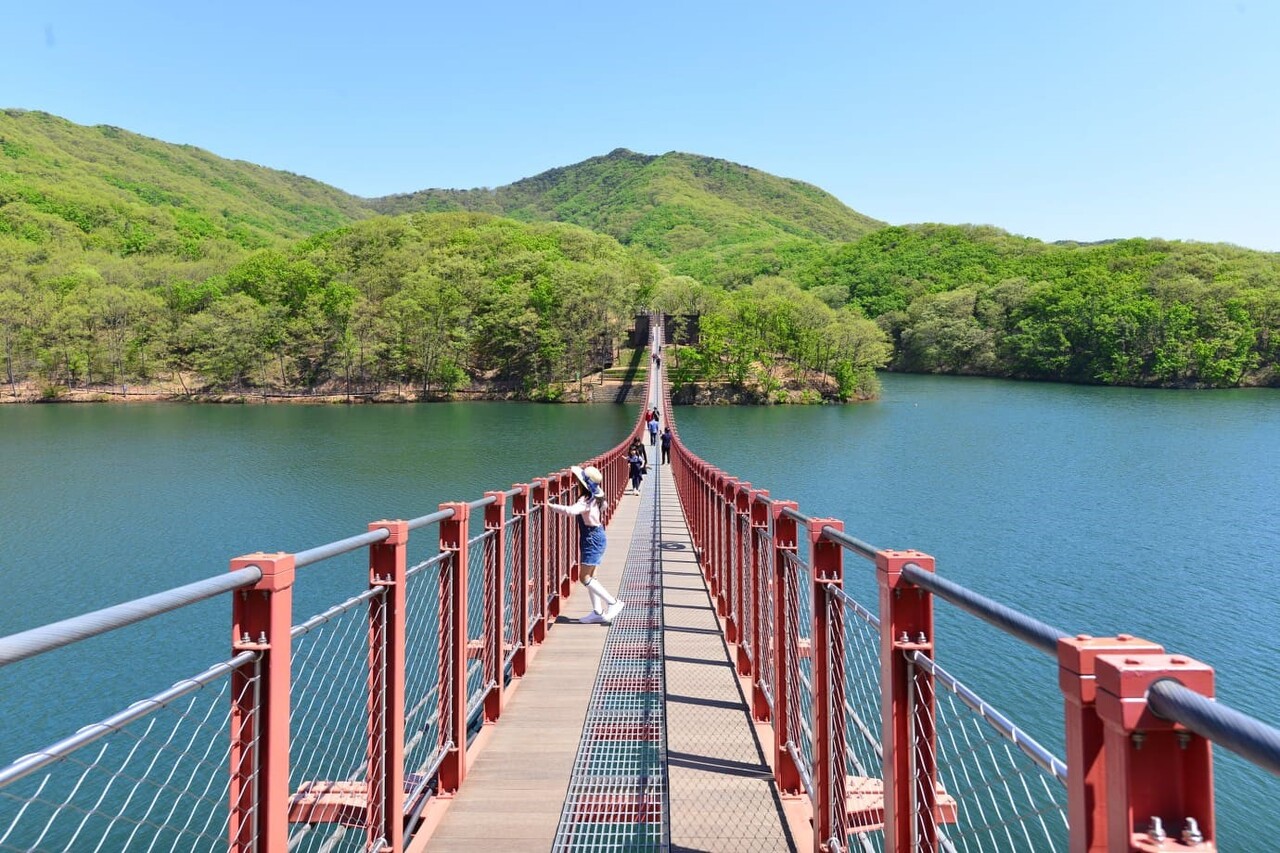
[627,447,645,494]
[548,465,625,624]
[647,414,659,446]
[661,426,672,465]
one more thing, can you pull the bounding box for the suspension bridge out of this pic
[1,317,1278,853]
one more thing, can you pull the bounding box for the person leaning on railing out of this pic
[548,465,626,625]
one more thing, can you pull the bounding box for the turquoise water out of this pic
[1,378,1277,847]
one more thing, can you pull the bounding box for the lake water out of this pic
[1,375,1276,848]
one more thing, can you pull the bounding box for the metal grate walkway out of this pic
[552,453,670,851]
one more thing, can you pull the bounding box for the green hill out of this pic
[369,148,884,286]
[0,109,373,271]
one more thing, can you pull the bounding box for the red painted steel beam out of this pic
[1059,634,1164,853]
[229,552,295,853]
[810,519,848,852]
[436,502,470,794]
[483,492,507,724]
[511,484,531,676]
[367,519,407,852]
[749,490,771,720]
[876,549,937,852]
[771,501,802,795]
[1094,651,1217,852]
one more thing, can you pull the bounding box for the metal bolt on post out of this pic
[915,632,927,644]
[1132,731,1146,750]
[1182,817,1204,845]
[1148,816,1167,842]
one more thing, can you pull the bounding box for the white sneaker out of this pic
[603,601,626,623]
[579,611,606,624]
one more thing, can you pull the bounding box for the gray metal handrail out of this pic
[0,567,264,668]
[901,563,1069,656]
[408,507,455,531]
[1149,679,1280,776]
[295,527,390,568]
[821,526,880,562]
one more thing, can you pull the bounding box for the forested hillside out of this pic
[800,226,1280,387]
[371,149,885,288]
[1,210,658,398]
[0,110,372,266]
[2,110,1276,400]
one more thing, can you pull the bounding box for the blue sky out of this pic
[4,1,1277,250]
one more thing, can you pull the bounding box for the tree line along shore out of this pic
[3,112,1277,404]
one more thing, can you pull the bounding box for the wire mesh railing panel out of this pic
[528,506,545,629]
[287,587,385,853]
[0,653,258,853]
[909,652,1068,853]
[466,531,494,723]
[403,554,447,807]
[755,527,776,718]
[503,515,523,668]
[827,587,885,850]
[781,551,813,793]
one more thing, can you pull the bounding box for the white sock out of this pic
[586,578,617,607]
[586,585,606,614]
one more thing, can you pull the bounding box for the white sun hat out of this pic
[571,464,605,498]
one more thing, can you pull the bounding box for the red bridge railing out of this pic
[658,361,1280,852]
[0,396,650,853]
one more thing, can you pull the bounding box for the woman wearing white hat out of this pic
[549,464,625,624]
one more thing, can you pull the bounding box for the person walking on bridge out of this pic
[549,465,625,624]
[661,426,672,465]
[627,445,645,494]
[647,410,660,446]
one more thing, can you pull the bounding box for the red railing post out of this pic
[809,519,847,852]
[876,549,937,852]
[229,551,295,853]
[1058,634,1165,853]
[366,520,407,852]
[771,500,802,795]
[749,490,771,719]
[437,502,470,794]
[483,491,507,724]
[531,478,553,631]
[728,480,751,650]
[697,463,709,576]
[559,471,576,597]
[1094,651,1216,852]
[511,484,531,675]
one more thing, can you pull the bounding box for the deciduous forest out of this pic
[2,110,1276,403]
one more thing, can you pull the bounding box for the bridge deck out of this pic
[424,446,796,852]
